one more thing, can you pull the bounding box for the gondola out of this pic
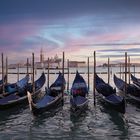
[0,75,29,95]
[3,74,30,96]
[0,75,7,85]
[114,74,140,102]
[96,74,125,114]
[95,73,116,96]
[0,75,7,94]
[131,74,140,87]
[27,72,66,114]
[0,72,46,109]
[70,71,88,113]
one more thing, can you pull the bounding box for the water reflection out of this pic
[1,68,140,139]
[70,107,88,123]
[100,105,129,139]
[0,104,28,124]
[31,103,63,126]
[28,104,64,140]
[69,108,90,140]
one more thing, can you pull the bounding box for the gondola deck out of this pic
[0,73,46,109]
[28,72,66,114]
[96,74,125,114]
[70,71,88,114]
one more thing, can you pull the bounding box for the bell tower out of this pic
[40,48,44,63]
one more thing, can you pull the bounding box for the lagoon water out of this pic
[0,67,140,140]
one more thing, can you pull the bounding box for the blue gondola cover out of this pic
[71,71,88,97]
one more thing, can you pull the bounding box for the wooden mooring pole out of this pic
[1,53,4,94]
[62,52,65,103]
[67,59,69,91]
[6,56,8,84]
[93,51,96,106]
[128,56,130,84]
[120,63,121,79]
[27,58,29,75]
[17,63,19,81]
[47,57,50,89]
[125,52,127,97]
[87,57,90,91]
[32,53,35,93]
[122,63,124,80]
[108,57,110,84]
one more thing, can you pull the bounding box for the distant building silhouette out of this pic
[69,61,86,67]
[40,48,44,63]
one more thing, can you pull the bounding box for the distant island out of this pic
[7,49,87,69]
[98,63,140,67]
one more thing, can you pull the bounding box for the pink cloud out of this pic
[1,18,140,64]
[0,20,43,56]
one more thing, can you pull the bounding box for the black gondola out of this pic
[95,73,116,96]
[27,72,66,114]
[96,74,125,114]
[0,75,7,94]
[131,74,140,87]
[0,72,46,109]
[70,71,88,113]
[3,75,30,96]
[0,75,7,85]
[114,74,140,102]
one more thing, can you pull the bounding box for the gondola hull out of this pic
[95,74,116,96]
[98,94,125,114]
[114,74,140,103]
[103,95,125,114]
[70,96,88,113]
[31,93,63,114]
[0,94,28,109]
[131,74,140,87]
[127,94,140,103]
[70,71,89,115]
[96,74,125,114]
[0,73,45,109]
[0,90,41,109]
[28,72,66,114]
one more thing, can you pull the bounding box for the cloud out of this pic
[98,47,140,53]
[0,0,140,24]
[1,0,140,63]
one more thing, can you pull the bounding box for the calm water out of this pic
[0,67,140,140]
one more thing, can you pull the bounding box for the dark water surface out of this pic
[1,93,140,140]
[0,67,140,139]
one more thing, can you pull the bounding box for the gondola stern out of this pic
[27,91,33,111]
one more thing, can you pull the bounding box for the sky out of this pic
[1,0,140,64]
